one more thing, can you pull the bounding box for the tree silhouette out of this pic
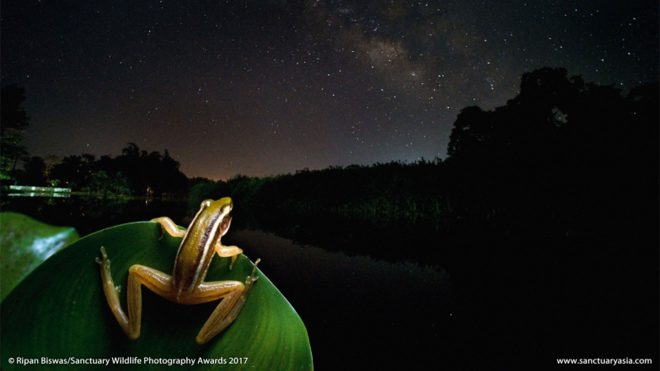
[1,85,29,180]
[22,156,47,186]
[44,143,189,196]
[445,67,658,238]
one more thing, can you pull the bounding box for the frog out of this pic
[95,197,260,344]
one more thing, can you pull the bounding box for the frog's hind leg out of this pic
[191,259,261,344]
[151,217,186,238]
[96,247,176,340]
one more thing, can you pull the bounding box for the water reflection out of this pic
[8,192,71,198]
[226,230,454,371]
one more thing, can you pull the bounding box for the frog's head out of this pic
[199,197,233,235]
[200,197,233,214]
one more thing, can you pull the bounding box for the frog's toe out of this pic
[252,258,261,271]
[96,258,111,269]
[245,258,261,284]
[229,255,239,271]
[244,275,258,287]
[96,246,111,266]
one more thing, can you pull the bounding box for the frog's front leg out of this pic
[151,216,186,238]
[215,242,243,270]
[96,247,177,340]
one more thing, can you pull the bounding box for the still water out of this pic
[2,196,454,370]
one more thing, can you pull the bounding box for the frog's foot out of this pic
[96,247,121,294]
[95,246,111,268]
[244,258,261,291]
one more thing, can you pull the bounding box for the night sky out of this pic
[1,1,657,179]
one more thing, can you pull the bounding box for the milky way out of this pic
[1,0,657,179]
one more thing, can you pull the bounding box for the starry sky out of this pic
[1,0,657,179]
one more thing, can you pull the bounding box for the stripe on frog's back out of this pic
[172,206,227,294]
[172,205,207,291]
[190,211,224,286]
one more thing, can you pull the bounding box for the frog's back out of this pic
[171,202,229,296]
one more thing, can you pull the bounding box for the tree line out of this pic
[189,67,657,260]
[6,143,188,198]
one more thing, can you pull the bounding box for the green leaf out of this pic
[0,212,79,301]
[1,222,313,370]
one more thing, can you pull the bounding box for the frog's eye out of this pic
[200,199,213,209]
